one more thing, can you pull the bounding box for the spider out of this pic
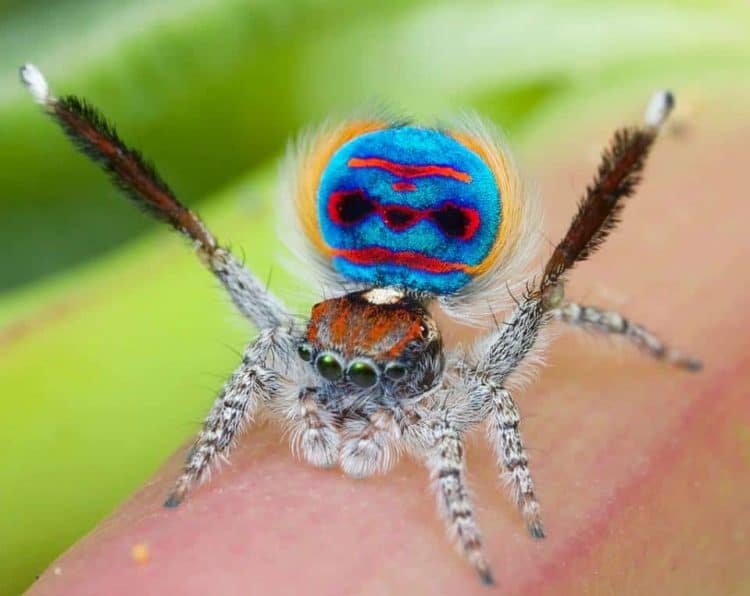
[21,63,700,585]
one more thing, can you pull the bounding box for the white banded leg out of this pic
[428,420,494,585]
[488,386,544,539]
[207,248,290,330]
[555,302,701,371]
[165,328,289,507]
[340,409,400,478]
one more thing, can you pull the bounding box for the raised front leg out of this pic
[472,296,549,386]
[165,327,293,507]
[468,91,688,389]
[554,302,701,371]
[207,248,290,329]
[20,64,289,331]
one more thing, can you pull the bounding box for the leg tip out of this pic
[478,568,496,587]
[19,63,51,104]
[669,351,702,372]
[163,493,183,508]
[528,519,546,540]
[681,357,703,372]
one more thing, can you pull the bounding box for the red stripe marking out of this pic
[348,157,472,183]
[332,247,469,274]
[392,181,417,192]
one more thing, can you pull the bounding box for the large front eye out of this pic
[347,359,379,388]
[316,352,344,381]
[328,190,374,225]
[430,203,480,240]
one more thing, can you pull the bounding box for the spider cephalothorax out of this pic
[300,288,444,405]
[21,63,699,585]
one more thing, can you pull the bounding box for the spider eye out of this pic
[347,359,379,388]
[329,190,374,225]
[384,362,407,381]
[316,352,344,381]
[297,343,314,362]
[430,203,480,240]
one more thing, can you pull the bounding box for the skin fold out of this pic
[27,114,749,596]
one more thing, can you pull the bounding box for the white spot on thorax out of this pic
[362,287,405,305]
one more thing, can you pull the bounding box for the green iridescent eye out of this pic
[297,343,313,362]
[347,360,379,388]
[316,353,343,381]
[385,362,407,381]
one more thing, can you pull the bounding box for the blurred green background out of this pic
[1,0,748,593]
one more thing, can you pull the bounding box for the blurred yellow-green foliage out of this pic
[1,0,748,593]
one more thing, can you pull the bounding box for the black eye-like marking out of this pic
[328,190,374,225]
[328,188,481,241]
[429,203,480,240]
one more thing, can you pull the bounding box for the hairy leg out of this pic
[20,64,289,330]
[165,327,292,507]
[554,302,701,371]
[427,418,494,585]
[206,248,290,329]
[487,385,544,539]
[470,296,549,386]
[469,91,692,388]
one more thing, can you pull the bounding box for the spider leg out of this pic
[473,294,549,386]
[487,385,544,539]
[290,389,340,468]
[542,91,674,293]
[339,408,401,478]
[165,327,293,507]
[20,64,289,330]
[427,418,494,585]
[471,92,683,386]
[554,302,702,371]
